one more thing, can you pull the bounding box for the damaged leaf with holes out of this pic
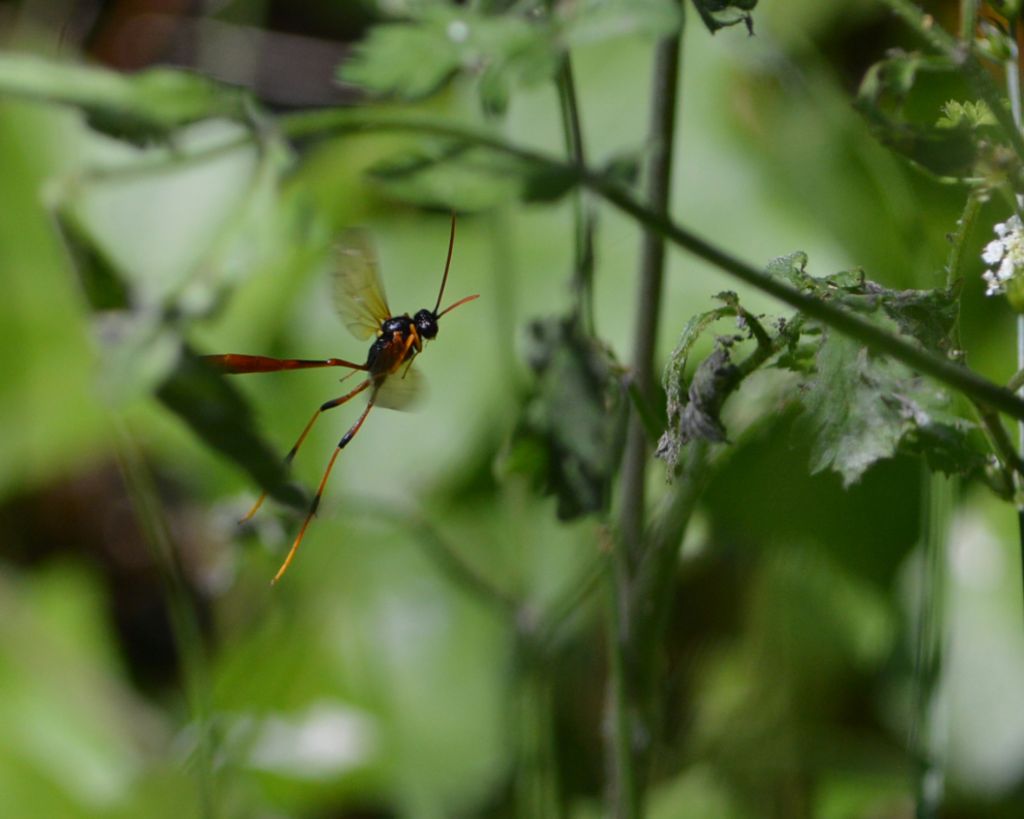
[801,332,984,487]
[501,317,625,519]
[656,306,735,473]
[661,252,988,488]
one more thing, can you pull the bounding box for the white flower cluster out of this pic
[982,213,1024,296]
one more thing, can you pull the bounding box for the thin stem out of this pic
[556,55,596,333]
[345,499,519,616]
[515,669,564,819]
[112,420,216,819]
[632,441,709,670]
[945,194,1021,481]
[619,12,684,566]
[607,8,684,817]
[604,560,639,819]
[910,467,952,819]
[945,195,980,294]
[959,0,979,40]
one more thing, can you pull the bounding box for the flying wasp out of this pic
[205,215,478,583]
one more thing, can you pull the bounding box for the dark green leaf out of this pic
[517,162,580,203]
[157,349,305,510]
[600,149,644,189]
[799,330,982,487]
[872,281,960,353]
[802,334,908,487]
[855,51,1005,179]
[368,144,525,210]
[502,317,625,519]
[903,415,987,480]
[54,207,130,311]
[768,252,959,353]
[691,0,757,34]
[368,142,577,208]
[0,54,245,144]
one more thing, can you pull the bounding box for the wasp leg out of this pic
[240,378,373,524]
[271,390,378,585]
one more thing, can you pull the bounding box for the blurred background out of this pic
[2,0,1024,817]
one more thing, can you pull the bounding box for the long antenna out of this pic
[433,212,457,315]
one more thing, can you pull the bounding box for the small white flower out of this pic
[981,213,1024,296]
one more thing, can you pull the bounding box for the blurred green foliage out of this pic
[2,1,1024,819]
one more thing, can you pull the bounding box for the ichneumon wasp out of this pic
[205,215,478,584]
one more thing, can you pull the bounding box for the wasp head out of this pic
[414,308,439,339]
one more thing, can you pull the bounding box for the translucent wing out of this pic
[333,229,391,340]
[374,365,426,411]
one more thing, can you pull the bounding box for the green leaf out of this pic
[0,54,245,144]
[339,9,559,113]
[502,317,625,519]
[871,281,960,353]
[802,334,908,486]
[367,140,578,209]
[691,0,757,34]
[156,348,305,510]
[855,51,1005,180]
[937,99,996,129]
[800,330,983,487]
[764,251,812,288]
[339,19,462,100]
[54,207,129,312]
[368,143,526,210]
[768,252,960,353]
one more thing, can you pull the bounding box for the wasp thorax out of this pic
[382,316,410,337]
[414,309,439,339]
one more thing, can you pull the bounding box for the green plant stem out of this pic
[632,441,709,669]
[911,467,952,819]
[604,561,639,819]
[607,11,684,817]
[620,15,683,567]
[112,420,215,819]
[555,55,596,333]
[959,0,979,40]
[347,499,519,616]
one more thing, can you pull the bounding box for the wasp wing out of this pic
[374,364,426,411]
[333,229,391,340]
